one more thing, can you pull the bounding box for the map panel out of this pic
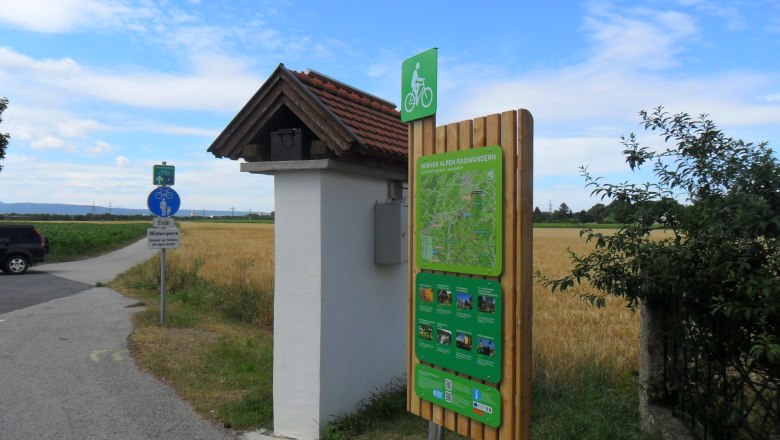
[416,146,503,276]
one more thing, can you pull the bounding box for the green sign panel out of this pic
[153,164,175,186]
[415,364,501,428]
[416,146,503,276]
[416,273,502,382]
[401,48,437,122]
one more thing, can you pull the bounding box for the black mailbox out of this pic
[271,128,308,161]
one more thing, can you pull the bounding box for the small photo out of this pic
[456,292,473,310]
[437,329,452,345]
[456,331,472,351]
[418,323,433,340]
[478,295,497,314]
[419,287,434,303]
[437,289,453,306]
[477,337,496,357]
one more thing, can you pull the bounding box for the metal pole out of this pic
[160,248,166,324]
[427,421,444,440]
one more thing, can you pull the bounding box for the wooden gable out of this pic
[208,64,407,173]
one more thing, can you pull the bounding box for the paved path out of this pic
[0,240,238,440]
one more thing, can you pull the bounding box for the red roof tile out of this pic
[292,70,407,157]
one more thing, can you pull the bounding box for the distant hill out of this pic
[0,201,256,217]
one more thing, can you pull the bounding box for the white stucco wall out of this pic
[273,171,324,440]
[319,171,407,422]
[272,169,407,440]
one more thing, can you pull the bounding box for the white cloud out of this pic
[0,153,275,211]
[0,47,81,77]
[58,118,103,138]
[116,156,130,167]
[0,46,264,111]
[0,0,154,33]
[137,123,219,138]
[30,135,67,151]
[584,5,699,71]
[85,141,115,155]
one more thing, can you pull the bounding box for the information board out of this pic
[416,146,503,276]
[415,273,502,382]
[415,364,501,428]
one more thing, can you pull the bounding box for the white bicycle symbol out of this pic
[154,188,174,200]
[404,79,433,113]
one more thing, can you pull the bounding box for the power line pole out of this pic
[231,207,235,217]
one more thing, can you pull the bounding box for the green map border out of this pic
[415,146,503,276]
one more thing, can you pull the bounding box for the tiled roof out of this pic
[292,70,407,158]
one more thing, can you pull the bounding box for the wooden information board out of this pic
[407,110,533,439]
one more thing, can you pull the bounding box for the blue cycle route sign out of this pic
[147,187,181,217]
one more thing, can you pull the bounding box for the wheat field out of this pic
[174,222,275,289]
[173,222,638,381]
[533,228,640,382]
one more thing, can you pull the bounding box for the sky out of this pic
[0,0,778,214]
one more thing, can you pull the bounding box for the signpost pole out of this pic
[160,248,167,323]
[427,421,444,440]
[147,162,179,325]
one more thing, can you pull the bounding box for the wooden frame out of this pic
[407,110,533,439]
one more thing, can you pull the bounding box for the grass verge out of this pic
[109,225,652,437]
[322,360,656,440]
[111,257,273,431]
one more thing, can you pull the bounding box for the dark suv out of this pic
[0,225,49,274]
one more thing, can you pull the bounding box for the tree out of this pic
[540,107,779,436]
[551,202,572,222]
[0,97,8,173]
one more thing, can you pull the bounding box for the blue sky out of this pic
[0,0,778,213]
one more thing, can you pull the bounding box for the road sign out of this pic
[151,217,175,228]
[153,164,175,186]
[147,187,181,217]
[401,48,437,122]
[147,228,180,249]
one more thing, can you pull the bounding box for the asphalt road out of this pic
[0,271,91,314]
[0,240,238,440]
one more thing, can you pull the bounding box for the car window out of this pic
[6,228,35,243]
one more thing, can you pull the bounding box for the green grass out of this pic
[27,221,148,262]
[112,257,274,431]
[321,361,656,440]
[532,363,658,440]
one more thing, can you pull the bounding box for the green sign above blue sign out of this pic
[401,48,437,122]
[153,164,175,186]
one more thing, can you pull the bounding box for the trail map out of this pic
[416,146,503,276]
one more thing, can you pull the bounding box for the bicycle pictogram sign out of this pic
[401,48,437,122]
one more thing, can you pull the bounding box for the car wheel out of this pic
[4,255,29,274]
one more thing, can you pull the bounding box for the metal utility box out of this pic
[271,128,308,161]
[374,202,408,265]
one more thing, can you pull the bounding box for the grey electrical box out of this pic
[374,202,408,265]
